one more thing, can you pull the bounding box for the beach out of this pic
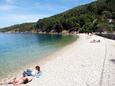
[23,34,115,86]
[2,34,115,86]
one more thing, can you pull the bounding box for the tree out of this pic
[82,22,94,33]
[73,23,80,31]
[112,12,115,19]
[102,11,112,18]
[1,0,115,33]
[96,23,113,32]
[52,21,63,33]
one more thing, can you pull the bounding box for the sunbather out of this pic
[23,65,41,78]
[0,76,32,86]
[90,39,100,43]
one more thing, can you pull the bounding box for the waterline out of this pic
[0,33,77,80]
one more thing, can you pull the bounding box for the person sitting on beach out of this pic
[0,76,32,86]
[23,65,41,78]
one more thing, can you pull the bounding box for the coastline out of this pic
[26,33,115,86]
[1,33,115,86]
[0,34,78,82]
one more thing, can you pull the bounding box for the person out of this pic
[0,76,32,86]
[23,66,41,78]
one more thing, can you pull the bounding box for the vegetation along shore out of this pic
[0,0,115,34]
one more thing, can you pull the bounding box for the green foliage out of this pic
[96,23,113,32]
[52,21,63,33]
[82,22,94,33]
[0,23,35,32]
[102,11,112,18]
[1,0,115,33]
[34,0,115,33]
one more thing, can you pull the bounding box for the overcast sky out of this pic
[0,0,95,28]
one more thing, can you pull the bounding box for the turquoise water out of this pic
[0,33,77,79]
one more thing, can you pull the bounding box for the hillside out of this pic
[0,23,36,32]
[0,0,115,33]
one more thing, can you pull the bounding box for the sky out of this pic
[0,0,95,28]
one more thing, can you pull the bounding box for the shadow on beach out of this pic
[110,59,115,64]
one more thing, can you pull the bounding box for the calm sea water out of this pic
[0,33,77,79]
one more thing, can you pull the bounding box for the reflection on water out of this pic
[0,33,77,79]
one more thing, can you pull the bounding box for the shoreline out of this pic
[96,33,115,40]
[0,34,78,81]
[1,33,115,86]
[26,33,115,86]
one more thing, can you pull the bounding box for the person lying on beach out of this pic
[23,65,41,78]
[0,76,32,86]
[90,39,100,43]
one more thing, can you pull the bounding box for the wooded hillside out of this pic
[0,0,115,33]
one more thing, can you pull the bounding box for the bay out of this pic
[0,33,77,79]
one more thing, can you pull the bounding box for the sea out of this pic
[0,33,77,80]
